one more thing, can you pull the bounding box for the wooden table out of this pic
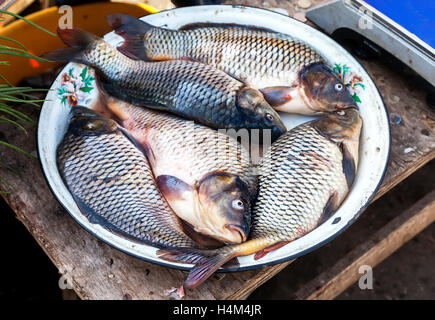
[1,0,434,300]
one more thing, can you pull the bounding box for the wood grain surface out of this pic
[0,0,434,300]
[293,189,435,300]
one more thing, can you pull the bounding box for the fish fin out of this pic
[260,86,297,107]
[185,252,237,288]
[117,47,141,60]
[89,83,120,121]
[41,47,83,63]
[57,27,99,48]
[340,142,356,188]
[157,247,208,265]
[179,219,224,249]
[41,28,99,63]
[89,85,146,152]
[253,241,290,260]
[72,193,153,245]
[96,81,124,103]
[73,194,105,225]
[106,14,150,60]
[227,71,249,85]
[156,175,194,202]
[221,257,240,269]
[180,56,201,63]
[118,126,150,155]
[157,247,237,288]
[318,191,339,225]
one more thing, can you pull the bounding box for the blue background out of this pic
[365,0,434,48]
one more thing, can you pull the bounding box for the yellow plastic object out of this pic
[0,3,157,85]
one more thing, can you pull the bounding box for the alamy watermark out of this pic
[58,266,73,290]
[58,5,73,29]
[358,264,373,290]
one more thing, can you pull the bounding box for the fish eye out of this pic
[335,83,344,92]
[336,110,346,116]
[231,199,245,210]
[265,113,274,122]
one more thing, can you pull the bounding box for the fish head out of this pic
[196,172,252,244]
[299,63,356,113]
[313,107,363,168]
[313,107,362,141]
[237,87,287,142]
[69,106,118,136]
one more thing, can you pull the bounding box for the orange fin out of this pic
[254,241,290,260]
[260,86,296,107]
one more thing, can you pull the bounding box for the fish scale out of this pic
[57,110,198,249]
[157,109,362,288]
[103,53,241,122]
[42,28,285,137]
[107,15,356,116]
[105,98,258,196]
[251,125,347,239]
[96,96,258,243]
[145,26,323,88]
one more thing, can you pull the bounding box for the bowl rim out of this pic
[37,4,391,272]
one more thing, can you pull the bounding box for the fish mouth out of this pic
[225,224,248,243]
[271,125,286,142]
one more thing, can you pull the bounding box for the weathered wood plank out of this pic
[292,189,435,300]
[0,0,36,26]
[0,0,434,300]
[227,261,294,300]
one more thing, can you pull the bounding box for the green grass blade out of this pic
[0,74,12,86]
[0,116,28,135]
[0,140,36,159]
[0,103,35,123]
[0,36,27,50]
[0,9,56,36]
[0,49,50,62]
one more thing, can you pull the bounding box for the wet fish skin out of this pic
[42,28,286,141]
[158,108,362,288]
[107,14,321,87]
[57,106,198,249]
[95,95,258,244]
[107,14,356,115]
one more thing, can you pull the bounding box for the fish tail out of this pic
[158,247,237,289]
[106,14,150,60]
[158,238,273,288]
[41,27,99,63]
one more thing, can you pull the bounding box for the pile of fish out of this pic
[44,13,362,289]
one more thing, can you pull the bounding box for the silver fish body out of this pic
[107,14,356,114]
[144,26,320,89]
[158,108,362,288]
[42,28,286,141]
[96,95,258,244]
[57,106,197,249]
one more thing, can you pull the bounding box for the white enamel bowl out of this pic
[38,5,390,272]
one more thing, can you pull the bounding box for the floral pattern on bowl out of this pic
[333,63,365,103]
[57,66,95,107]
